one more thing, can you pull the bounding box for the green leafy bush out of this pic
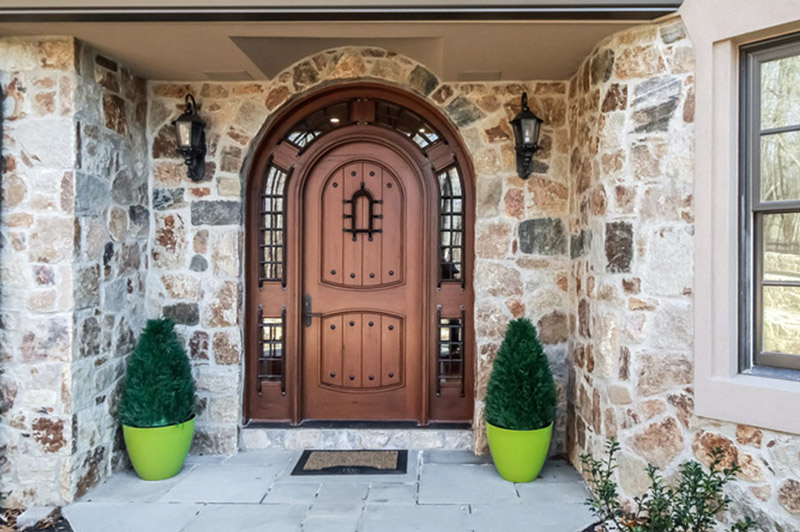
[118,319,196,428]
[581,439,756,532]
[484,318,556,431]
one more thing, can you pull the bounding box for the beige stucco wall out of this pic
[681,0,800,524]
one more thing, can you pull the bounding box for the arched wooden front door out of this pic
[303,141,424,420]
[245,84,474,425]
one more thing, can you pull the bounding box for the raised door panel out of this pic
[320,162,404,289]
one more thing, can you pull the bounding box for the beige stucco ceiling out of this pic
[0,19,654,81]
[0,1,682,81]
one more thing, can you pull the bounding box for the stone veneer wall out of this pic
[145,47,573,455]
[70,42,149,498]
[565,18,800,528]
[0,37,148,506]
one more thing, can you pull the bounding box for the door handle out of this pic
[303,294,322,327]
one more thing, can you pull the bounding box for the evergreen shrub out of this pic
[118,319,196,428]
[485,318,557,431]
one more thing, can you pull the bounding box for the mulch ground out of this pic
[1,508,73,532]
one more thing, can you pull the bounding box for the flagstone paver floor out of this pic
[64,450,595,532]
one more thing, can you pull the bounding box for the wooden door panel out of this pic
[381,315,403,388]
[342,312,363,388]
[321,161,404,290]
[321,169,344,286]
[303,142,422,421]
[321,315,343,386]
[361,312,382,388]
[342,163,364,288]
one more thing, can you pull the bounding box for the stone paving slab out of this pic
[63,503,202,532]
[158,464,285,503]
[360,502,471,532]
[81,468,196,503]
[179,504,307,532]
[468,502,593,531]
[516,479,591,504]
[66,451,595,532]
[263,482,321,505]
[303,514,362,532]
[421,450,493,465]
[418,463,519,504]
[365,482,418,504]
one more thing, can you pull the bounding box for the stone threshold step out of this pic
[241,426,474,451]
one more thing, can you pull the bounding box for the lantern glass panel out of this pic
[522,117,540,145]
[176,120,192,148]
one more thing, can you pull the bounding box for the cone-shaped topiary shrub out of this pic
[118,319,196,428]
[485,318,556,431]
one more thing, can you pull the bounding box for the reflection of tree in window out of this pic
[756,52,800,362]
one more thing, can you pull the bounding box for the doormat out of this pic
[291,450,408,476]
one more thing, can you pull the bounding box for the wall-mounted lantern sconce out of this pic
[510,92,544,180]
[173,94,206,181]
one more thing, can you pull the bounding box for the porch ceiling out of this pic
[0,20,649,82]
[0,2,682,82]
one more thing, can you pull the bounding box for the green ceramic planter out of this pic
[123,417,195,481]
[486,421,553,483]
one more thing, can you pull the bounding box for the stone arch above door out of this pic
[147,45,570,454]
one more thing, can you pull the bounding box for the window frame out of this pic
[740,32,800,377]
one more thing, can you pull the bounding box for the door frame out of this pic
[244,82,475,425]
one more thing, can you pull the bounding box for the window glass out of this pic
[761,54,800,130]
[742,35,800,374]
[760,131,800,202]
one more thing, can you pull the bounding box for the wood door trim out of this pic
[244,82,476,425]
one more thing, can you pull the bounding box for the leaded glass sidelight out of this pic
[437,305,466,397]
[257,305,286,395]
[260,164,289,286]
[438,166,464,285]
